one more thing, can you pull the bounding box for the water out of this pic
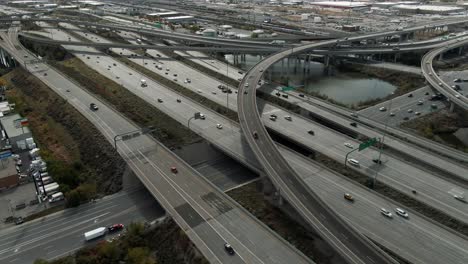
[225,54,397,105]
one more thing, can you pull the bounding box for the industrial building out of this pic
[0,113,32,152]
[392,4,465,14]
[309,1,371,10]
[0,157,19,190]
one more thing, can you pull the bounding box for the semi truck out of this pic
[84,227,107,241]
[38,183,59,195]
[49,192,64,203]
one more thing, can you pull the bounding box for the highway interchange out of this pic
[44,22,468,224]
[0,27,311,264]
[20,19,468,263]
[1,10,468,264]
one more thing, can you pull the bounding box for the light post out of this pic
[188,112,201,129]
[113,126,156,149]
[373,92,394,188]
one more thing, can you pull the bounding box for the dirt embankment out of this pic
[51,57,200,148]
[3,68,125,198]
[401,109,468,152]
[228,182,345,264]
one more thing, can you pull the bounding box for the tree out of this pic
[127,247,156,264]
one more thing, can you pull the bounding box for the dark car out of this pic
[176,99,181,103]
[108,224,124,233]
[282,94,289,98]
[90,103,99,111]
[299,93,305,97]
[253,131,258,139]
[275,92,281,97]
[350,122,357,127]
[408,93,413,98]
[372,158,382,164]
[224,243,235,255]
[308,130,315,135]
[15,217,24,225]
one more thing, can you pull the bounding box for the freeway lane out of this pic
[0,28,312,264]
[26,24,468,263]
[0,187,165,263]
[65,27,468,223]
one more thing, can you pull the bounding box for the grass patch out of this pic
[400,109,468,153]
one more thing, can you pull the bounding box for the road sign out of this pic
[281,86,295,92]
[359,137,378,151]
[194,112,201,119]
[0,150,12,160]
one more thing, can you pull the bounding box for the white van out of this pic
[347,159,360,167]
[38,176,53,185]
[49,192,64,203]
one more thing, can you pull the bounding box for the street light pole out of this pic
[374,92,394,188]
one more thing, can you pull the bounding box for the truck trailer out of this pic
[84,227,107,241]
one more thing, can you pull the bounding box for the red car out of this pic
[171,167,178,173]
[108,224,124,233]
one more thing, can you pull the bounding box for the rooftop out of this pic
[392,4,465,11]
[308,1,370,8]
[0,114,31,139]
[0,157,18,179]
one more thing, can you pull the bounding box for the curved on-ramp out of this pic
[422,38,468,111]
[237,37,398,263]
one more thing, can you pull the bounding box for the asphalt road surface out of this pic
[17,24,468,263]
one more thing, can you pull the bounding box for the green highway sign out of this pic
[281,86,295,91]
[359,137,378,151]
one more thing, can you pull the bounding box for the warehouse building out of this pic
[0,157,19,190]
[0,114,32,152]
[392,5,465,14]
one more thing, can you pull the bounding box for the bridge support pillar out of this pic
[449,102,455,112]
[438,52,444,61]
[458,47,463,56]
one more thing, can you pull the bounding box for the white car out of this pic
[381,208,393,218]
[244,83,249,87]
[199,113,206,120]
[216,124,223,129]
[417,100,424,105]
[454,194,466,202]
[407,109,413,113]
[347,159,360,167]
[455,94,461,98]
[379,107,387,112]
[344,143,354,148]
[284,116,292,121]
[389,112,395,117]
[395,208,409,218]
[415,112,421,115]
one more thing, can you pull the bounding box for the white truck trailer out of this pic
[84,227,107,241]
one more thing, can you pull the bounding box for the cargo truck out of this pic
[84,227,107,241]
[49,192,64,203]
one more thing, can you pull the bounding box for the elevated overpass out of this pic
[0,27,312,264]
[422,38,468,111]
